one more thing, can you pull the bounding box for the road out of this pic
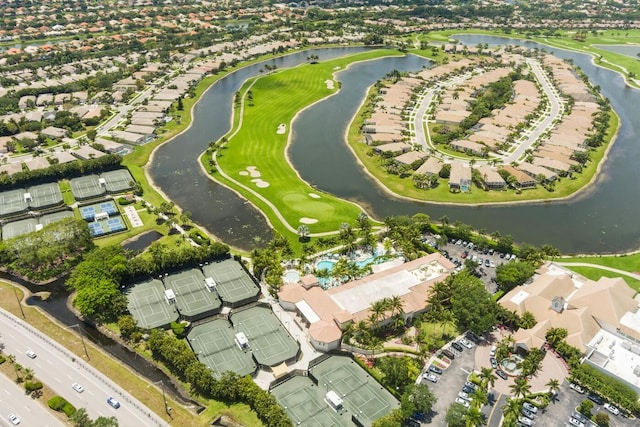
[0,308,167,427]
[0,373,64,427]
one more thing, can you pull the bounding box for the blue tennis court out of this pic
[88,222,104,236]
[80,206,96,220]
[101,202,117,215]
[79,200,119,221]
[106,217,125,232]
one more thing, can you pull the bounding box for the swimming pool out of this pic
[316,260,336,272]
[283,270,300,283]
[316,256,377,273]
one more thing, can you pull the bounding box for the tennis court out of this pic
[188,320,257,377]
[231,306,299,367]
[87,215,127,237]
[69,175,106,200]
[203,259,259,306]
[165,268,222,320]
[271,376,345,427]
[308,356,399,425]
[126,279,179,329]
[40,209,74,226]
[27,183,63,209]
[79,200,119,221]
[1,218,37,240]
[100,169,135,194]
[0,188,28,217]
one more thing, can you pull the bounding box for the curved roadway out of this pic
[0,308,167,427]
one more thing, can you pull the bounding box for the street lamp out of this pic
[13,286,25,319]
[66,324,89,360]
[150,380,171,417]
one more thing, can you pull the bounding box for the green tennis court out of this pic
[188,320,257,377]
[307,356,399,425]
[126,279,179,329]
[27,182,63,209]
[0,188,28,217]
[231,306,299,367]
[271,376,344,427]
[203,259,260,306]
[165,268,222,320]
[69,175,106,200]
[40,209,74,226]
[100,169,135,194]
[1,218,37,240]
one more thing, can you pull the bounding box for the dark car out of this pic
[441,349,455,359]
[490,357,498,369]
[451,342,464,352]
[429,365,443,375]
[496,369,508,380]
[465,331,481,343]
[462,385,475,394]
[587,393,604,405]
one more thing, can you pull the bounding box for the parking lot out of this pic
[423,234,516,294]
[533,380,637,427]
[418,334,487,425]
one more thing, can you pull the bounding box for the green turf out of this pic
[207,49,402,237]
[561,266,640,291]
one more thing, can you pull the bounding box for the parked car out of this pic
[485,259,491,268]
[588,393,604,405]
[489,345,497,356]
[441,349,455,359]
[517,416,533,426]
[462,385,475,394]
[429,365,443,375]
[26,350,36,359]
[458,391,472,401]
[454,397,470,408]
[571,412,588,424]
[522,402,538,414]
[464,381,478,390]
[568,417,585,427]
[423,372,438,383]
[465,331,481,343]
[7,414,20,425]
[460,338,474,349]
[489,249,495,255]
[496,369,508,380]
[521,409,535,419]
[603,403,620,416]
[490,357,498,369]
[451,342,464,352]
[489,260,496,268]
[569,383,585,394]
[107,397,121,409]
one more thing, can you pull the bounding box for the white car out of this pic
[460,338,474,348]
[454,397,470,408]
[568,417,585,427]
[26,350,37,359]
[458,391,472,401]
[489,260,496,268]
[72,383,84,393]
[569,383,585,394]
[517,416,533,426]
[489,345,497,357]
[603,403,620,416]
[523,402,538,413]
[423,373,438,383]
[7,414,20,425]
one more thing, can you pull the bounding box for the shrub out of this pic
[594,412,610,426]
[48,396,76,417]
[0,355,5,364]
[24,381,43,393]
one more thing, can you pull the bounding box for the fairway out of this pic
[210,50,400,236]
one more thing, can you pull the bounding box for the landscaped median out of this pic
[202,49,402,238]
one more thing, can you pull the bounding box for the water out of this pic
[150,42,640,254]
[121,230,163,253]
[148,47,373,252]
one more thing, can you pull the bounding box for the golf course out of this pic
[203,49,403,237]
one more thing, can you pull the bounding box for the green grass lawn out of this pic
[561,266,640,291]
[208,49,402,238]
[560,252,640,272]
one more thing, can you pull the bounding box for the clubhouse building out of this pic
[277,253,455,351]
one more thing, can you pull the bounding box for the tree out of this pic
[546,378,560,399]
[510,377,531,399]
[376,356,414,394]
[495,261,536,293]
[465,406,485,426]
[519,311,537,329]
[297,224,310,242]
[502,398,521,424]
[447,272,497,334]
[70,408,93,427]
[87,129,97,141]
[73,279,127,323]
[594,412,610,426]
[578,399,594,417]
[479,367,496,390]
[445,402,468,427]
[545,327,568,347]
[400,383,437,418]
[92,417,119,427]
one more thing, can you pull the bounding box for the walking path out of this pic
[557,262,640,281]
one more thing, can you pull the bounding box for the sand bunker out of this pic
[325,79,335,90]
[308,193,321,199]
[252,179,270,188]
[239,171,249,176]
[300,217,318,224]
[246,166,261,178]
[277,123,286,134]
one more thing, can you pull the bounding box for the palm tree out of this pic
[465,406,485,426]
[23,368,34,381]
[472,388,489,408]
[546,378,560,400]
[388,295,404,318]
[510,377,531,399]
[502,399,521,424]
[479,367,497,390]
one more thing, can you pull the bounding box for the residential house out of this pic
[449,163,472,192]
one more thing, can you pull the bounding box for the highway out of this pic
[0,308,167,427]
[0,373,64,427]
